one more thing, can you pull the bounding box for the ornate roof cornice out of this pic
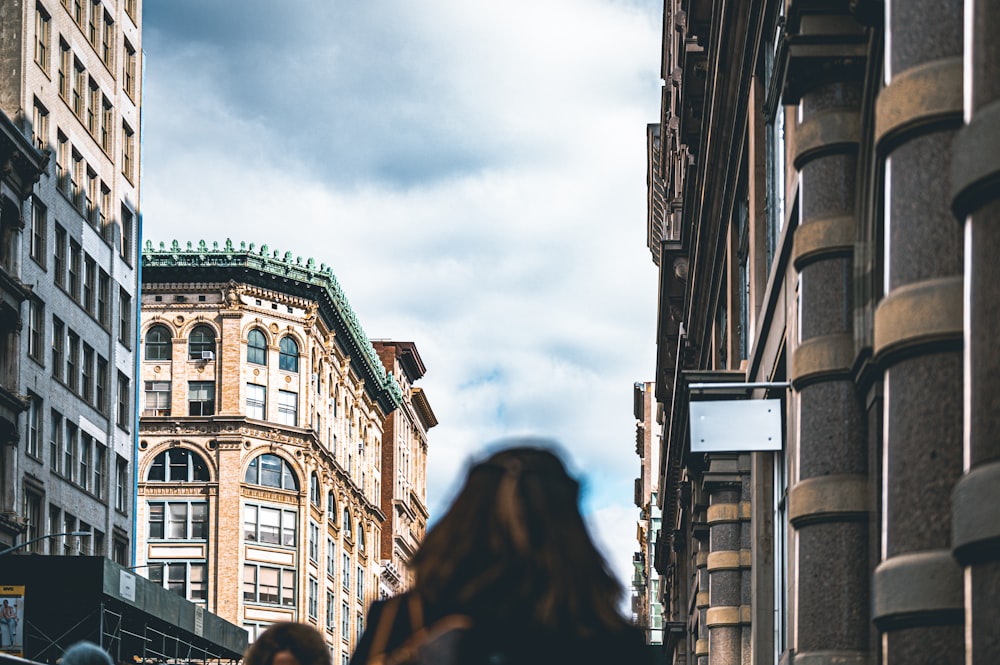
[142,239,403,413]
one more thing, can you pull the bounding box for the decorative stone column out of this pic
[872,2,965,663]
[786,10,871,664]
[950,1,1000,662]
[702,455,749,665]
[212,435,244,622]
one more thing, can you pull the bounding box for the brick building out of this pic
[0,0,142,562]
[631,381,664,646]
[372,341,434,597]
[136,240,403,663]
[645,1,1000,664]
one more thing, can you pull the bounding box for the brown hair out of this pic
[243,622,330,665]
[408,440,627,637]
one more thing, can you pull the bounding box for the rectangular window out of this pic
[326,591,335,631]
[244,503,298,546]
[100,98,112,153]
[86,170,99,226]
[308,576,318,619]
[327,536,336,578]
[123,39,136,98]
[357,566,364,601]
[342,553,350,590]
[150,562,206,602]
[72,61,85,118]
[116,456,128,512]
[96,356,108,413]
[243,564,295,606]
[94,443,106,499]
[31,198,46,266]
[122,122,134,181]
[278,390,298,426]
[35,5,51,70]
[56,132,69,193]
[98,269,110,326]
[116,372,130,431]
[118,287,132,345]
[120,204,134,262]
[71,151,84,208]
[82,344,94,403]
[309,522,319,562]
[51,317,64,381]
[73,0,83,26]
[27,393,43,458]
[58,41,70,99]
[66,329,79,391]
[356,613,364,643]
[87,80,99,135]
[64,421,77,482]
[88,0,99,44]
[32,99,49,150]
[124,0,136,21]
[188,381,215,416]
[102,12,114,67]
[67,238,81,300]
[247,383,266,419]
[79,433,92,491]
[23,490,42,553]
[28,300,44,362]
[83,255,96,313]
[49,410,62,474]
[341,601,349,640]
[144,381,171,416]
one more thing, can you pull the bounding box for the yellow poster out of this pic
[0,585,24,658]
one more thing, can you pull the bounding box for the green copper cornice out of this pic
[142,239,403,413]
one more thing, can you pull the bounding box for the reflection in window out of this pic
[245,454,298,490]
[188,325,216,360]
[149,561,207,601]
[243,563,295,606]
[147,448,210,482]
[144,324,171,360]
[243,503,297,546]
[148,501,207,539]
[279,337,298,372]
[247,328,267,365]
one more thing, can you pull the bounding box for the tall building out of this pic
[136,240,403,663]
[631,381,663,645]
[0,0,143,562]
[645,1,1000,664]
[372,341,434,597]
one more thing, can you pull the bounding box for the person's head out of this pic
[242,622,330,665]
[409,440,625,635]
[61,642,112,665]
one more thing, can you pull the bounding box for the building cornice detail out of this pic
[142,239,403,413]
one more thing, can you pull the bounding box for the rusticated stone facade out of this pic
[136,240,403,661]
[646,1,1000,664]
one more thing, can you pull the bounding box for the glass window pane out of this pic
[259,507,280,544]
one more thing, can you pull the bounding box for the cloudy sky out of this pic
[140,0,662,597]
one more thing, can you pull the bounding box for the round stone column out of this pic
[872,2,965,662]
[950,1,1000,662]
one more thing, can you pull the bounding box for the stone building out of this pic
[372,341,434,597]
[645,1,1000,664]
[0,0,142,561]
[136,240,403,663]
[631,380,663,645]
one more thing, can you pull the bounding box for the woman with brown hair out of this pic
[351,440,649,665]
[244,622,331,665]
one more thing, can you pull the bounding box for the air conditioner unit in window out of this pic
[200,350,215,361]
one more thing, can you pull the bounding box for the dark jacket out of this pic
[349,593,651,665]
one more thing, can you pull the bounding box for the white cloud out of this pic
[141,0,661,575]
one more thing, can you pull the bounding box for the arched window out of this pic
[147,448,210,482]
[145,324,172,361]
[310,473,320,506]
[358,525,366,552]
[343,509,353,539]
[279,337,299,372]
[327,492,337,523]
[188,325,216,360]
[245,453,299,491]
[247,328,267,365]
